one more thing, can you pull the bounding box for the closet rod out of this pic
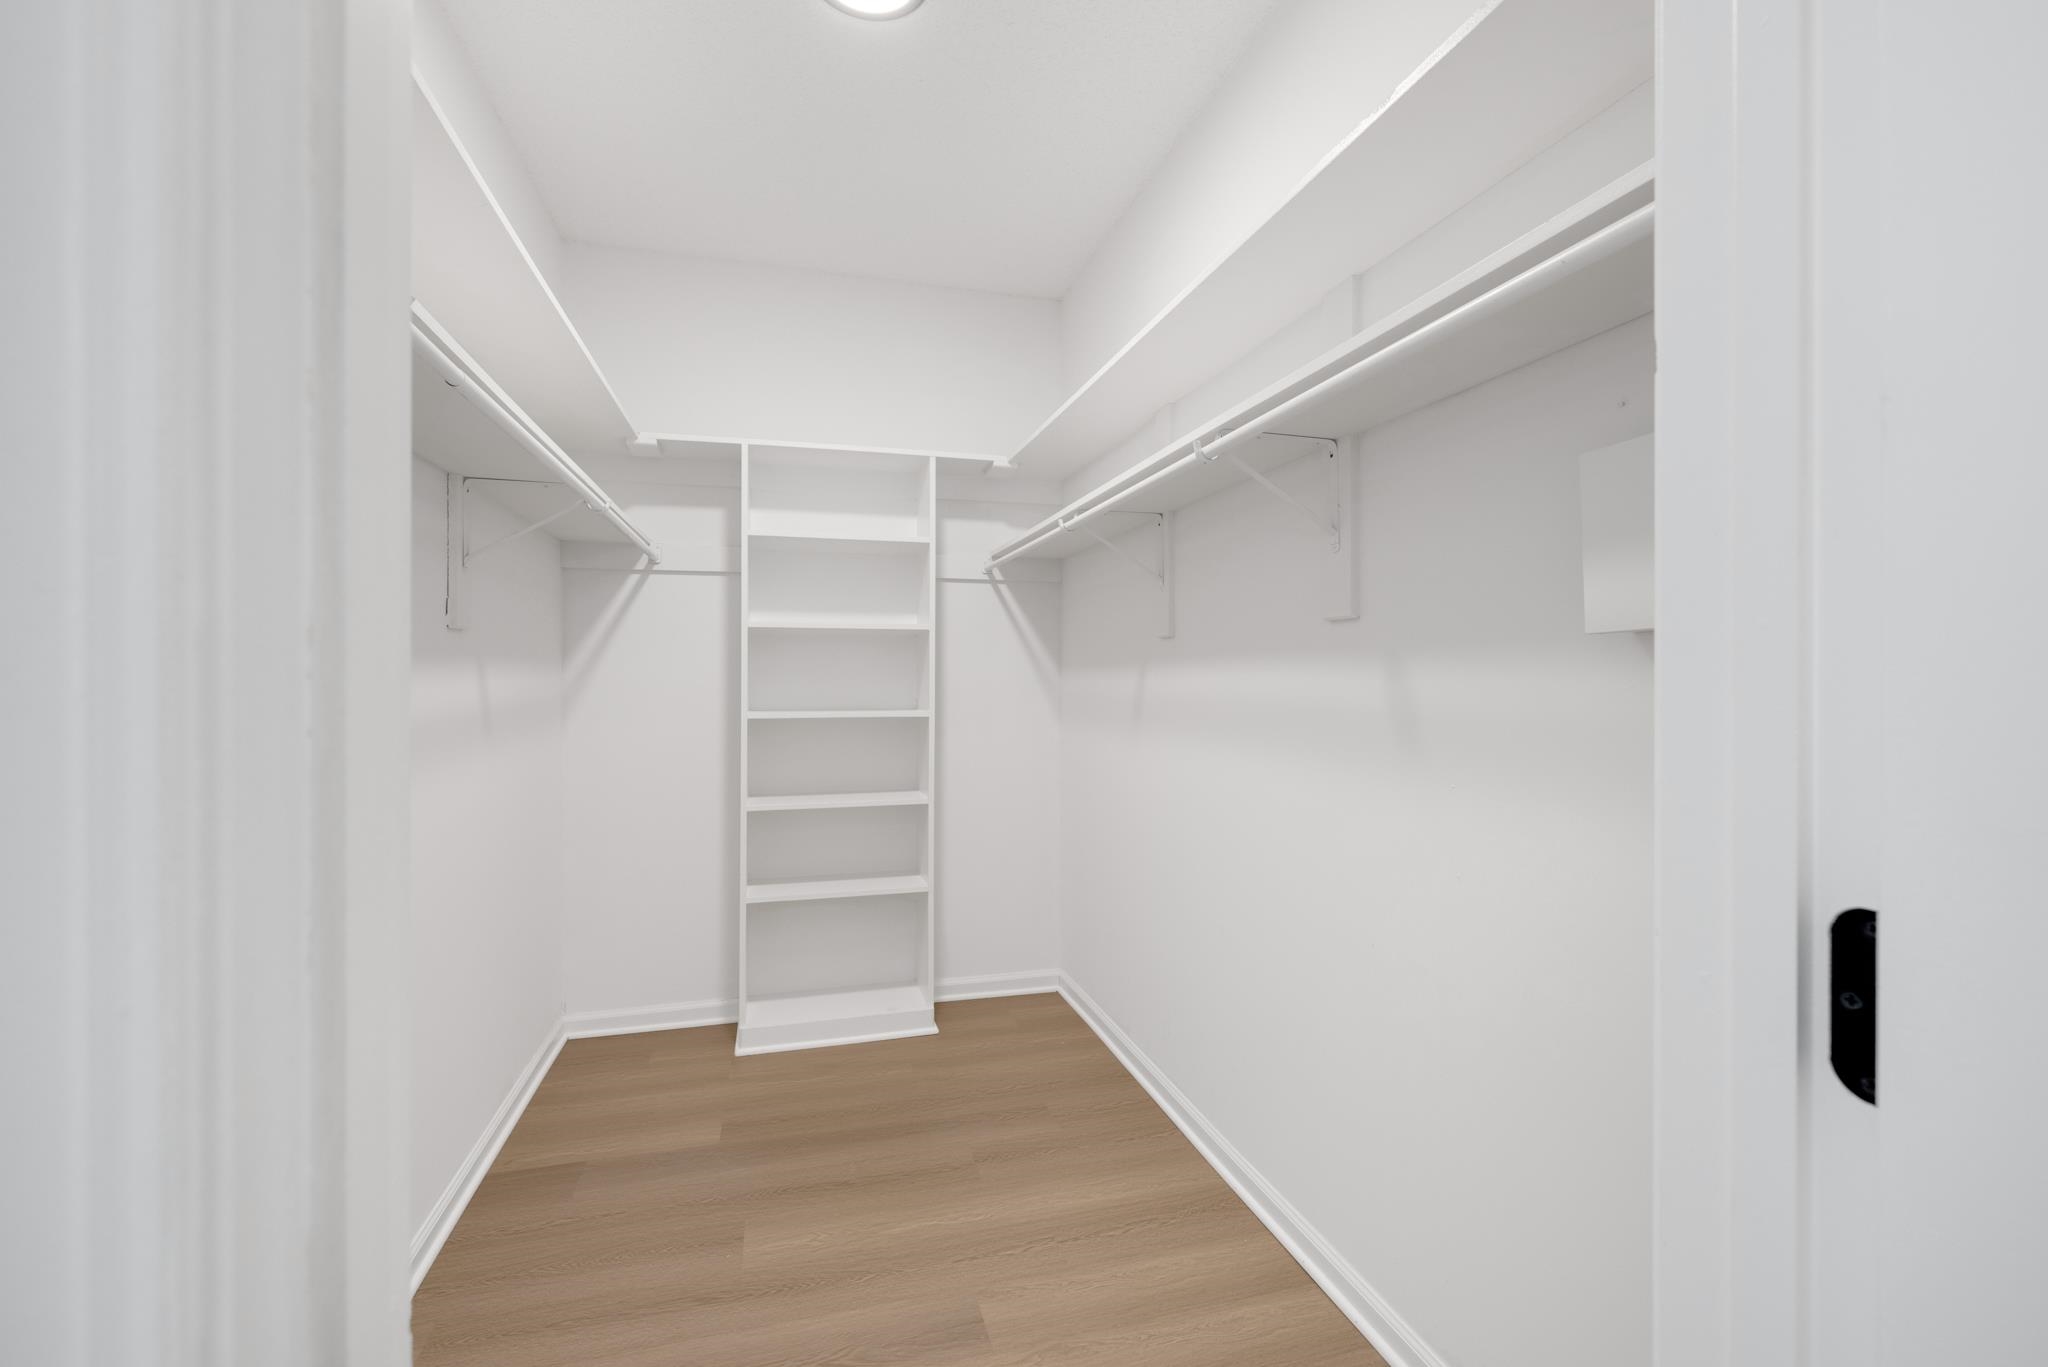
[986,202,1655,570]
[411,304,661,564]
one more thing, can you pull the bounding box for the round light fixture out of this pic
[824,0,924,18]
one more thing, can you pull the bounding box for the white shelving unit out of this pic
[987,166,1653,571]
[1006,0,1652,480]
[737,446,940,1056]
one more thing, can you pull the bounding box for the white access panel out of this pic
[1578,434,1653,633]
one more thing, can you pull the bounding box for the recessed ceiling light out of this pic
[824,0,924,19]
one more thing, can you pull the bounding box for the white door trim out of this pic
[1652,2,1812,1365]
[0,1,412,1361]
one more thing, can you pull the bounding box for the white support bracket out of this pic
[1325,436,1359,623]
[1071,511,1175,639]
[445,471,465,631]
[1195,432,1357,622]
[463,490,585,561]
[445,474,595,631]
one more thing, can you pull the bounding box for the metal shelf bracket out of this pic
[1194,432,1358,622]
[1068,511,1175,639]
[445,474,594,631]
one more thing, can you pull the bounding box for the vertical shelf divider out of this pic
[737,442,752,1046]
[921,456,938,1010]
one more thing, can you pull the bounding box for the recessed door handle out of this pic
[1830,908,1877,1105]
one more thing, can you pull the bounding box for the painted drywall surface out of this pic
[560,246,1062,456]
[1060,320,1653,1367]
[1057,0,1487,388]
[934,573,1063,981]
[409,460,566,1236]
[561,560,733,1015]
[413,0,565,286]
[559,478,1061,1016]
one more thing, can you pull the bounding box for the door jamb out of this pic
[1652,1,1812,1364]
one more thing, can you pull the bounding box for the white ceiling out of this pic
[437,0,1287,298]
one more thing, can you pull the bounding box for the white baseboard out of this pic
[937,969,1060,1001]
[561,972,1058,1041]
[1057,975,1448,1367]
[563,996,736,1039]
[409,1019,565,1294]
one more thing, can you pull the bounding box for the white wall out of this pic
[558,470,1063,1022]
[412,0,565,284]
[560,550,733,1018]
[561,247,1062,455]
[409,461,567,1239]
[1057,0,1488,387]
[933,571,1063,986]
[1060,319,1653,1367]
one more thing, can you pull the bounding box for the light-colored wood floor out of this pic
[413,993,1386,1367]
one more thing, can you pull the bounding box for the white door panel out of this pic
[1812,2,2048,1360]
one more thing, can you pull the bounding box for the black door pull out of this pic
[1830,908,1877,1105]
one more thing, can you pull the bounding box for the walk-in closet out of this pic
[20,0,2046,1363]
[404,2,1655,1363]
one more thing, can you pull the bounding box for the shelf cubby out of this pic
[747,715,927,799]
[746,446,933,543]
[748,538,931,627]
[740,896,930,1055]
[746,804,925,888]
[747,629,930,715]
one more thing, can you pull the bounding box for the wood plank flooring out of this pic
[413,993,1386,1367]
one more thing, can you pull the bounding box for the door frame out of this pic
[1651,1,1812,1364]
[0,1,414,1360]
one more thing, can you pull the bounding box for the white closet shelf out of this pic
[412,303,659,559]
[412,81,637,464]
[747,616,930,633]
[735,985,936,1056]
[748,531,932,554]
[746,709,931,721]
[988,169,1653,567]
[636,433,998,473]
[745,873,930,905]
[1007,0,1651,479]
[745,791,930,812]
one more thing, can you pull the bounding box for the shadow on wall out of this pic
[982,574,1061,700]
[564,568,655,704]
